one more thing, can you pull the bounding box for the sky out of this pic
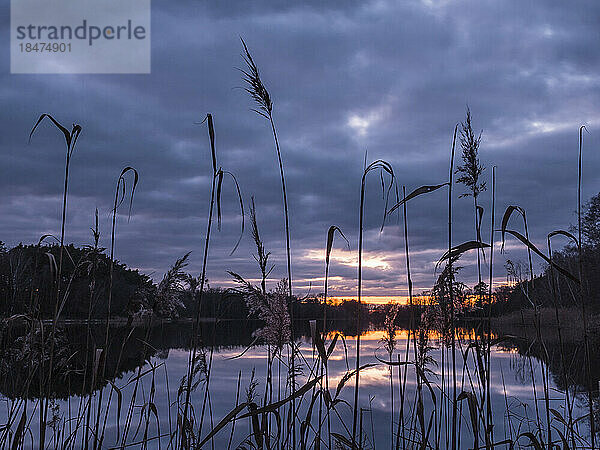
[2,0,600,303]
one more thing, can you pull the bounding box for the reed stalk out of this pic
[547,230,576,448]
[96,166,138,449]
[352,159,394,446]
[448,124,458,450]
[182,113,243,447]
[400,185,415,450]
[29,114,81,450]
[317,225,347,449]
[240,39,297,445]
[577,125,595,448]
[456,108,486,310]
[181,115,219,446]
[485,166,495,443]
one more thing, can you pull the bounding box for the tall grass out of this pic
[499,178,592,449]
[105,167,138,369]
[99,166,138,448]
[180,113,221,446]
[181,113,244,447]
[448,124,458,450]
[578,125,595,448]
[352,159,394,446]
[318,225,348,449]
[456,108,486,308]
[240,38,298,446]
[485,165,496,443]
[29,114,81,450]
[547,228,578,448]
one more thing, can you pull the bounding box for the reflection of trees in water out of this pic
[11,319,589,404]
[1,319,364,400]
[0,320,260,399]
[499,336,599,395]
[499,334,600,430]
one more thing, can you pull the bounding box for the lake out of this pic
[0,320,594,449]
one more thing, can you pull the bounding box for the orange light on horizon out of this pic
[329,288,508,306]
[330,328,498,341]
[328,295,433,305]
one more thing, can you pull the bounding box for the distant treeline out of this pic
[3,233,599,323]
[0,240,421,326]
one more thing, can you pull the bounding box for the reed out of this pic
[181,113,244,448]
[95,166,138,448]
[352,159,395,446]
[318,225,348,449]
[485,166,496,443]
[29,114,81,450]
[456,108,486,308]
[240,38,297,446]
[180,114,220,446]
[448,124,458,450]
[385,177,449,449]
[105,167,138,371]
[547,229,577,448]
[499,198,592,448]
[577,125,595,448]
[381,302,399,449]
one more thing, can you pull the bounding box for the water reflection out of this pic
[0,319,595,447]
[0,320,595,399]
[0,320,259,399]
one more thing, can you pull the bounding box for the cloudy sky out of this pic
[2,0,600,302]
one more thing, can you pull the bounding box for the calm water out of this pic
[0,321,593,448]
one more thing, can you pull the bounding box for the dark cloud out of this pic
[2,0,600,299]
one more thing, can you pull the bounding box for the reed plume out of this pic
[241,37,297,445]
[456,108,486,308]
